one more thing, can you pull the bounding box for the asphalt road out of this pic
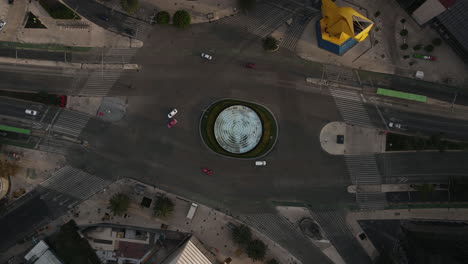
[0,97,46,120]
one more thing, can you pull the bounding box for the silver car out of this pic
[0,20,6,31]
[201,53,212,60]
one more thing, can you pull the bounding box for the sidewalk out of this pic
[0,0,141,48]
[97,0,239,24]
[295,0,468,87]
[64,178,300,264]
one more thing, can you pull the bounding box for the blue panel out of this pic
[315,20,358,56]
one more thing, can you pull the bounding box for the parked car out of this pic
[168,109,178,118]
[97,14,110,22]
[25,109,38,116]
[413,53,436,61]
[167,119,178,128]
[388,122,402,129]
[255,161,267,166]
[246,63,256,68]
[0,20,6,31]
[201,53,212,60]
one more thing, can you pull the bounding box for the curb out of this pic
[0,56,140,70]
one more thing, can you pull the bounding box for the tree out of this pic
[374,11,381,17]
[246,239,267,261]
[0,160,19,178]
[400,18,406,23]
[424,44,434,52]
[153,195,174,217]
[173,10,191,28]
[400,29,408,36]
[108,193,130,216]
[238,0,256,12]
[263,36,279,51]
[432,38,442,46]
[267,259,280,264]
[156,11,170,24]
[231,224,252,245]
[120,0,139,14]
[400,44,408,50]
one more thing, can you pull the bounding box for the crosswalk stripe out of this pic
[50,109,91,138]
[37,138,79,155]
[329,87,373,127]
[356,193,387,210]
[323,64,359,86]
[345,154,382,185]
[78,70,123,96]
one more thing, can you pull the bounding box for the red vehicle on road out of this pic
[167,119,178,128]
[246,63,256,69]
[201,168,213,175]
[59,95,67,107]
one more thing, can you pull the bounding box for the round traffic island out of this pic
[200,99,278,159]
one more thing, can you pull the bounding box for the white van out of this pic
[186,203,198,220]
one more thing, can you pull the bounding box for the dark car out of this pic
[97,14,110,22]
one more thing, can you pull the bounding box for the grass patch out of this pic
[0,90,62,106]
[386,133,468,151]
[0,41,91,52]
[46,220,101,264]
[39,0,80,20]
[200,99,277,158]
[25,12,47,29]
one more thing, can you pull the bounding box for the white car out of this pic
[168,109,178,118]
[388,122,401,129]
[25,109,38,116]
[255,161,267,166]
[201,53,212,60]
[0,20,6,31]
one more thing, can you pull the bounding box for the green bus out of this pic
[0,124,32,135]
[377,88,427,103]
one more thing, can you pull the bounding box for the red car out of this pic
[246,63,256,68]
[59,95,67,107]
[167,119,178,128]
[201,168,213,175]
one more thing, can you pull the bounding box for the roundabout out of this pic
[200,99,278,159]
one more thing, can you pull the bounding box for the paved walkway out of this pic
[295,0,468,87]
[0,0,140,48]
[63,178,300,264]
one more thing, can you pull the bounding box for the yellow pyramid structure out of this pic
[316,0,373,55]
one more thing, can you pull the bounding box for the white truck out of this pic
[186,203,198,220]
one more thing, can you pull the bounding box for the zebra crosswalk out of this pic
[107,15,153,41]
[50,109,91,138]
[323,64,360,86]
[311,210,372,263]
[345,154,382,185]
[78,70,123,96]
[356,192,388,210]
[37,138,81,155]
[329,87,373,127]
[221,0,300,38]
[39,166,112,207]
[240,213,329,263]
[71,48,139,64]
[280,13,317,51]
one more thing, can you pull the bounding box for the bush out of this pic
[120,0,139,14]
[153,195,174,218]
[246,239,267,261]
[156,11,170,24]
[263,36,279,51]
[231,224,252,245]
[400,44,408,50]
[432,38,442,46]
[403,55,410,59]
[374,40,379,45]
[424,44,434,52]
[413,44,422,51]
[173,10,191,28]
[374,11,381,17]
[400,18,406,23]
[400,29,408,36]
[238,0,256,11]
[108,193,130,216]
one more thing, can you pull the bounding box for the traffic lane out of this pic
[0,97,47,119]
[381,108,468,140]
[0,193,50,251]
[0,71,77,94]
[378,152,468,178]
